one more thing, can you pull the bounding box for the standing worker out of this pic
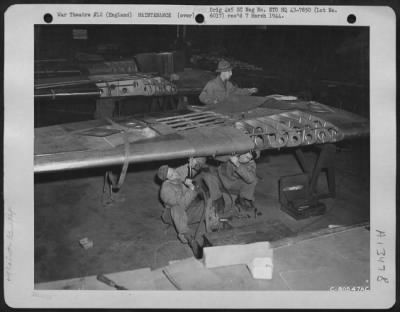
[199,59,258,105]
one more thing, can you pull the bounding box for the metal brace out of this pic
[101,127,130,206]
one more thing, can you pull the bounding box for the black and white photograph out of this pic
[4,4,396,309]
[33,22,371,289]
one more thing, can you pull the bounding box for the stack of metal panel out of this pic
[135,51,185,75]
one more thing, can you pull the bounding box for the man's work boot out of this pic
[235,197,255,212]
[244,199,255,211]
[183,233,203,259]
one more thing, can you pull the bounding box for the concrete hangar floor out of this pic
[34,136,370,290]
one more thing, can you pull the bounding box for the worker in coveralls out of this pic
[158,158,219,244]
[199,59,258,105]
[202,151,259,214]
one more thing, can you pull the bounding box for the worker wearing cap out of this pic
[201,151,259,213]
[158,158,218,243]
[219,152,258,211]
[199,59,258,105]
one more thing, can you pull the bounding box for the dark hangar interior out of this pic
[34,24,370,291]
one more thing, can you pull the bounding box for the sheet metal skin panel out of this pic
[34,123,254,173]
[34,95,369,173]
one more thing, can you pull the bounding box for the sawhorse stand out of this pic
[279,144,336,219]
[295,143,336,199]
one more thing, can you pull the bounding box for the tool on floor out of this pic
[218,218,233,230]
[96,274,128,290]
[79,237,93,249]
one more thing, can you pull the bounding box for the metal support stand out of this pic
[176,95,188,110]
[101,129,130,206]
[150,96,180,113]
[101,171,125,206]
[295,144,336,199]
[279,144,336,220]
[150,97,162,113]
[94,98,116,120]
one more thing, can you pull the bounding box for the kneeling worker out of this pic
[158,160,218,244]
[220,151,258,211]
[202,151,259,215]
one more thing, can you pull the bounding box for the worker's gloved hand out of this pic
[248,87,258,94]
[229,155,240,167]
[189,158,195,169]
[184,178,195,191]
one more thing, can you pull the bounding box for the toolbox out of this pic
[279,173,326,220]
